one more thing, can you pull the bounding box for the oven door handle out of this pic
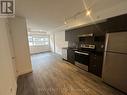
[75,51,89,55]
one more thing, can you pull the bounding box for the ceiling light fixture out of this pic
[64,9,92,24]
[86,10,91,16]
[64,21,67,24]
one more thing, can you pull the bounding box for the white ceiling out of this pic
[16,0,127,32]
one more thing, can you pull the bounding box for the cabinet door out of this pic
[67,49,75,64]
[96,54,103,77]
[89,54,98,75]
[107,14,127,32]
[65,31,69,41]
[89,53,103,77]
[65,30,78,42]
[62,49,67,60]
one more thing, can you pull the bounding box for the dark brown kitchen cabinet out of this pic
[65,31,70,41]
[89,53,104,77]
[65,14,127,42]
[107,14,127,33]
[65,30,78,42]
[67,48,75,64]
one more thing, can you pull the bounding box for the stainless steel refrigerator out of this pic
[102,32,127,93]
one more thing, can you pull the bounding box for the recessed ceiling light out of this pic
[86,10,91,16]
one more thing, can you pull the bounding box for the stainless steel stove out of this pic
[75,44,95,71]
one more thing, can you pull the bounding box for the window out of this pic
[28,36,34,46]
[28,36,49,46]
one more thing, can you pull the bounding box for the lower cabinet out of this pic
[67,48,104,77]
[89,53,104,77]
[67,49,75,64]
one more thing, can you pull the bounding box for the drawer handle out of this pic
[75,51,89,55]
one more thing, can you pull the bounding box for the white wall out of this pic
[7,21,17,78]
[54,31,68,55]
[0,19,17,95]
[50,34,55,52]
[9,17,32,76]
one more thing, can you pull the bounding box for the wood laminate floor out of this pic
[17,52,125,95]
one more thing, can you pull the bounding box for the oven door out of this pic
[75,51,89,71]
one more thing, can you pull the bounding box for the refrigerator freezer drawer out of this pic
[102,52,127,93]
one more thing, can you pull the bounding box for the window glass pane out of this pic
[41,42,45,45]
[29,42,33,46]
[41,38,44,41]
[44,42,48,45]
[28,36,33,42]
[33,37,41,41]
[28,35,49,46]
[34,42,40,46]
[44,38,48,41]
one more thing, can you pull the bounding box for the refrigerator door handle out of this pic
[104,33,109,52]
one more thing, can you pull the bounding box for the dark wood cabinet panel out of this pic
[89,53,104,77]
[107,14,127,33]
[65,14,127,43]
[66,30,79,42]
[65,22,107,42]
[67,49,75,64]
[65,31,69,41]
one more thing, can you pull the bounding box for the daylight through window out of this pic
[28,36,49,46]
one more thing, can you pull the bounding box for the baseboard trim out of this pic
[17,68,33,77]
[14,83,17,95]
[30,51,51,55]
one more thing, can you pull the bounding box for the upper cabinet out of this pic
[65,22,106,42]
[65,14,127,42]
[107,14,127,32]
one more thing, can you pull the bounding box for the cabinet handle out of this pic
[75,51,89,55]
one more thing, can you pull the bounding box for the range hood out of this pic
[78,33,94,37]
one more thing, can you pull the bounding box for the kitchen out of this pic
[62,13,127,94]
[1,0,127,95]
